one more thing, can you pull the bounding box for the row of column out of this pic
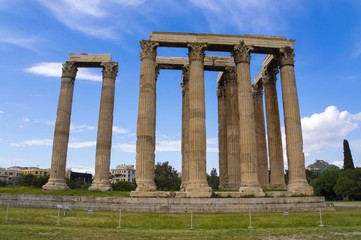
[43,61,118,191]
[134,40,313,197]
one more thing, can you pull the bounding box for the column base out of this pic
[269,183,286,190]
[134,182,157,192]
[225,182,241,190]
[287,181,314,196]
[186,184,212,198]
[89,180,112,192]
[42,178,69,191]
[239,186,265,197]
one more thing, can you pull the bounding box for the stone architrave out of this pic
[43,61,78,191]
[279,47,313,195]
[231,43,264,197]
[133,40,159,192]
[181,65,190,190]
[185,43,212,197]
[217,79,228,189]
[224,67,241,190]
[89,62,118,191]
[252,82,269,189]
[263,67,286,189]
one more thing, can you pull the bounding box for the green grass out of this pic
[0,187,130,197]
[0,206,360,239]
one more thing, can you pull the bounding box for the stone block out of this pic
[69,53,112,63]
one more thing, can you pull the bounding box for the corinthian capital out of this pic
[181,65,189,95]
[232,43,253,64]
[224,66,237,82]
[140,40,159,60]
[101,62,118,79]
[252,82,263,97]
[187,43,207,61]
[62,61,78,79]
[279,47,295,66]
[217,80,226,98]
[262,67,278,85]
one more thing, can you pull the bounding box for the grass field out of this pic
[0,206,360,239]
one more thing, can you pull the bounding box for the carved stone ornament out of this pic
[140,40,159,60]
[101,62,118,79]
[181,65,189,95]
[155,65,160,81]
[187,43,207,61]
[232,43,253,64]
[279,47,295,66]
[262,67,278,85]
[62,61,78,79]
[224,66,237,82]
[217,81,226,98]
[252,83,263,97]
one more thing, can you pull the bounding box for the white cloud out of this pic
[301,106,361,155]
[113,143,136,152]
[0,26,45,52]
[68,141,96,149]
[22,117,30,123]
[156,140,181,152]
[67,165,95,175]
[70,124,96,133]
[332,161,343,168]
[10,139,53,147]
[113,126,130,134]
[25,62,102,82]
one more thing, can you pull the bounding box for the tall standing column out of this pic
[217,78,228,189]
[185,43,212,197]
[252,82,269,189]
[231,44,264,196]
[181,65,190,190]
[43,61,77,191]
[224,67,241,189]
[133,40,159,192]
[89,62,118,191]
[263,67,286,189]
[279,47,313,195]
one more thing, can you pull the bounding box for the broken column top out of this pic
[69,53,113,67]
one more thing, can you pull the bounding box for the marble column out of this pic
[89,62,118,191]
[185,43,212,197]
[181,65,190,190]
[231,43,264,196]
[279,47,313,195]
[134,40,159,192]
[224,67,241,189]
[252,82,269,189]
[217,78,228,189]
[263,67,286,189]
[43,61,77,191]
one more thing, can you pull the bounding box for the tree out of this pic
[111,181,136,191]
[321,164,340,173]
[17,174,49,188]
[207,168,219,190]
[334,168,361,200]
[343,139,355,169]
[0,180,7,187]
[310,169,340,199]
[306,169,319,183]
[154,162,181,191]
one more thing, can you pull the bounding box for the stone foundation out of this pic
[0,193,333,213]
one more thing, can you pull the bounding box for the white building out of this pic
[111,165,135,183]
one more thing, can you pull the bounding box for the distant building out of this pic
[65,170,92,184]
[306,160,329,174]
[111,165,135,183]
[0,168,22,182]
[21,168,50,177]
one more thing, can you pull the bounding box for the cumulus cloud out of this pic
[70,124,96,133]
[67,165,95,175]
[10,139,53,147]
[113,126,130,134]
[25,62,102,81]
[156,140,181,152]
[68,141,96,149]
[301,106,361,154]
[113,143,136,152]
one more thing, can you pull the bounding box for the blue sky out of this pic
[1,0,361,175]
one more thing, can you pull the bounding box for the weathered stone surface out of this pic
[69,53,111,63]
[156,56,234,71]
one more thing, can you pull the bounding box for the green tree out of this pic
[111,181,136,191]
[154,162,181,191]
[321,164,340,173]
[343,139,355,169]
[17,174,49,188]
[0,180,7,187]
[310,169,340,199]
[207,168,219,190]
[305,169,319,183]
[334,168,361,200]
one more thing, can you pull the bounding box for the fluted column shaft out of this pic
[217,79,228,189]
[232,44,264,196]
[43,61,77,191]
[263,68,286,189]
[134,40,159,192]
[252,83,269,189]
[279,47,313,195]
[89,62,118,191]
[185,43,211,197]
[181,65,190,190]
[224,67,241,189]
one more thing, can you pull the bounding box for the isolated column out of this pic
[134,40,159,192]
[231,44,264,196]
[181,65,190,190]
[279,47,313,195]
[217,78,228,189]
[263,67,286,189]
[43,61,77,191]
[185,43,212,197]
[89,62,118,191]
[252,82,269,189]
[224,67,241,189]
